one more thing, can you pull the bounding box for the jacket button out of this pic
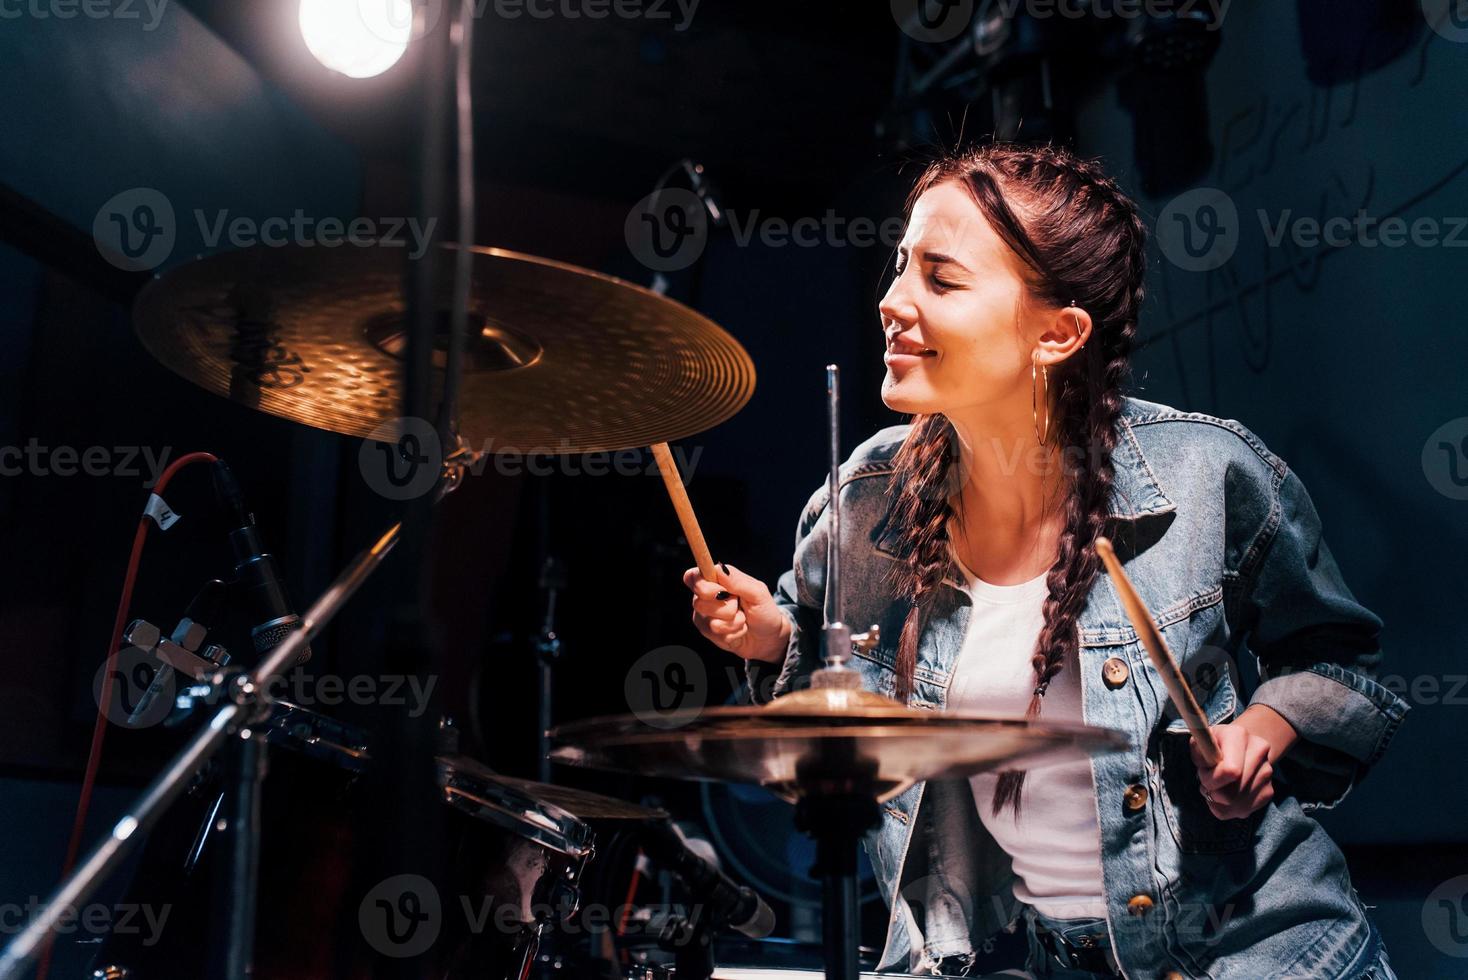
[1124,784,1148,811]
[1127,894,1154,916]
[1102,657,1130,688]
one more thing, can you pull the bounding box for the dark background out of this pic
[1,0,1466,976]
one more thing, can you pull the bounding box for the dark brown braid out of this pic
[884,143,1148,816]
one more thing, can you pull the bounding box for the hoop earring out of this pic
[1032,357,1050,445]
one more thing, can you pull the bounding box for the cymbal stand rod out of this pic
[436,0,477,447]
[820,365,853,671]
[797,792,879,980]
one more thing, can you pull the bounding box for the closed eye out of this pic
[896,247,965,292]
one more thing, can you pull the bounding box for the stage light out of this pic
[299,0,412,79]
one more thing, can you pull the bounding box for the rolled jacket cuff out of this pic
[1251,662,1408,765]
[1249,663,1409,808]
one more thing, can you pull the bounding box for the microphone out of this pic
[640,820,775,940]
[212,461,312,666]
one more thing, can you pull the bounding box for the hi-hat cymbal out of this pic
[439,754,667,822]
[548,704,1130,804]
[132,245,755,454]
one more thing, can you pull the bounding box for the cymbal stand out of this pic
[794,365,873,980]
[535,556,567,784]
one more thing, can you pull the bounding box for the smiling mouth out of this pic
[886,339,938,357]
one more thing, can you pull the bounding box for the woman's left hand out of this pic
[1189,704,1298,820]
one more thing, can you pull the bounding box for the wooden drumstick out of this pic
[651,442,718,582]
[1094,536,1220,765]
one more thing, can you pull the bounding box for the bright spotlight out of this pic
[300,0,413,79]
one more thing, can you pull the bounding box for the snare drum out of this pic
[436,754,596,979]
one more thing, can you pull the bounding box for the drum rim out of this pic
[436,755,594,858]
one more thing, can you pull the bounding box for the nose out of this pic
[878,270,918,335]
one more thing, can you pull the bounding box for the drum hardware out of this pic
[622,904,717,980]
[121,578,231,729]
[0,514,430,980]
[10,243,753,977]
[0,2,762,978]
[553,367,1132,980]
[123,618,230,683]
[535,556,568,785]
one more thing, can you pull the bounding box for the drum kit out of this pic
[0,240,1135,980]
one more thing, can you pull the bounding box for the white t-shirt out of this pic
[946,547,1108,921]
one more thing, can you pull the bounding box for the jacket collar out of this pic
[1105,416,1176,520]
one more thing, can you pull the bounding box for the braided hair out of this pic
[885,143,1149,815]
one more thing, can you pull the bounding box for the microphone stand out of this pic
[0,518,409,980]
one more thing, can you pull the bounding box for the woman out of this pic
[684,144,1407,978]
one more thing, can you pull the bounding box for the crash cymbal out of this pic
[438,754,667,821]
[132,245,755,454]
[548,704,1130,804]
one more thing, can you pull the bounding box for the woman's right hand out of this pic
[684,563,791,664]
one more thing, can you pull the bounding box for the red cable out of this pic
[617,859,642,935]
[39,451,218,980]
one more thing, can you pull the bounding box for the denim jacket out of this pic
[744,397,1409,979]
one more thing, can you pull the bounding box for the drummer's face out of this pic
[878,180,1037,417]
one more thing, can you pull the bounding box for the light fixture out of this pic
[299,0,413,79]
